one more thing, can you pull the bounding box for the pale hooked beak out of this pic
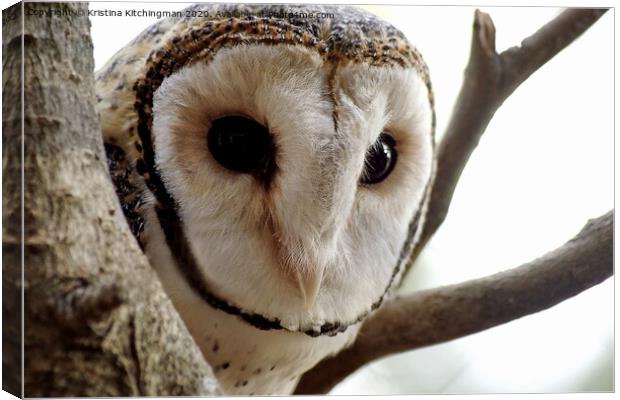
[288,263,326,309]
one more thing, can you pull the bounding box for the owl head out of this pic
[98,4,435,337]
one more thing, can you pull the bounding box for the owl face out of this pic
[150,44,434,333]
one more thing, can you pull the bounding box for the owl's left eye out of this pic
[360,133,397,185]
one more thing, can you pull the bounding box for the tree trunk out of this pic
[3,2,219,396]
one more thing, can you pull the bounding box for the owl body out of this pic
[97,4,435,395]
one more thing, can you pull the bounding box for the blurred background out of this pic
[90,2,614,394]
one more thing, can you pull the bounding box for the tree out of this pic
[2,2,612,396]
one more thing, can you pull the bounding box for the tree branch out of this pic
[296,210,613,394]
[415,8,608,256]
[3,3,220,396]
[296,8,610,394]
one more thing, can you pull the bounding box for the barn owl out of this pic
[96,3,435,395]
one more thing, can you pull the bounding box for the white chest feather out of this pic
[144,212,359,395]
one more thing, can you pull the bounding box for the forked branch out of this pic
[417,8,608,255]
[296,8,610,394]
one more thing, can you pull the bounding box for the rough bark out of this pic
[3,2,219,396]
[2,3,24,397]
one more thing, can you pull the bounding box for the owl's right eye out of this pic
[207,115,276,182]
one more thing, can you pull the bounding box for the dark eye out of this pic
[207,115,276,182]
[360,133,397,185]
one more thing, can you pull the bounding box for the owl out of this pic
[96,3,435,395]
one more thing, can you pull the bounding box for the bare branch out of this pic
[296,210,613,394]
[415,8,608,257]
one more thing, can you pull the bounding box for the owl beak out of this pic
[290,264,325,309]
